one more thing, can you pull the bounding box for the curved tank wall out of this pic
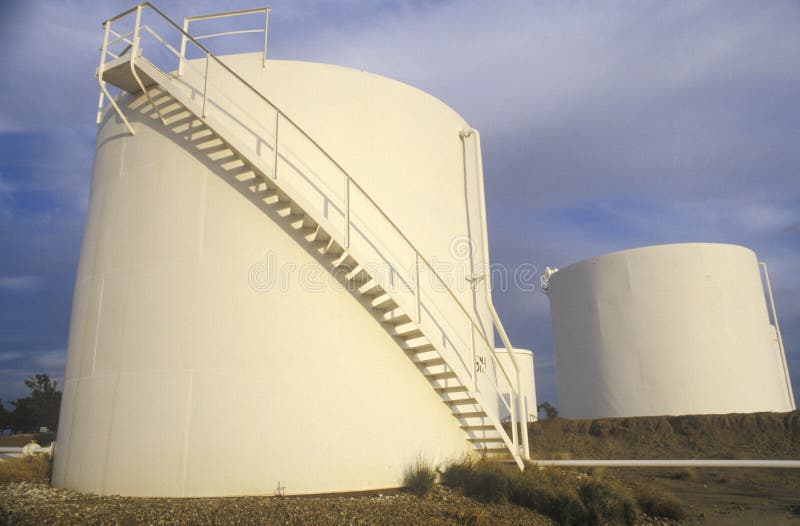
[495,349,538,423]
[546,243,795,419]
[52,55,498,496]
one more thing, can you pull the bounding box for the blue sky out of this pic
[0,0,798,409]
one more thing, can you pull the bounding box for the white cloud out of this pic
[34,349,67,370]
[0,352,23,362]
[0,276,42,292]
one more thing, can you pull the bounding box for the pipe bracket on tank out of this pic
[540,267,558,294]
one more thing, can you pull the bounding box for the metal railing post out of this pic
[343,176,350,248]
[272,112,279,179]
[132,5,143,56]
[202,53,210,117]
[262,9,270,67]
[510,379,519,454]
[179,18,189,76]
[97,22,112,124]
[414,252,421,323]
[470,322,477,392]
[518,386,530,459]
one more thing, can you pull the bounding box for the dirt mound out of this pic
[530,410,800,460]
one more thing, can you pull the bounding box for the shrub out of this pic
[440,456,474,490]
[440,459,650,526]
[634,484,685,521]
[578,478,638,525]
[0,455,51,484]
[463,462,512,503]
[510,468,588,525]
[402,458,437,497]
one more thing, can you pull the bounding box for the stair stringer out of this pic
[127,55,524,470]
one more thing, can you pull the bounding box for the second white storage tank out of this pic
[545,243,795,419]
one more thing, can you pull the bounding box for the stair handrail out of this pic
[99,2,530,460]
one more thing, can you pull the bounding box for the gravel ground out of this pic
[0,482,556,526]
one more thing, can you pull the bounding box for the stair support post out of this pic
[343,175,350,248]
[470,322,477,392]
[202,53,210,118]
[179,18,189,76]
[272,111,279,179]
[414,252,421,323]
[96,14,134,135]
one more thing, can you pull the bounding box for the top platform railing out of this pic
[96,2,530,463]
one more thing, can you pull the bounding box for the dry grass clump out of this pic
[445,508,490,526]
[439,457,510,504]
[507,467,587,525]
[0,455,51,484]
[440,459,684,525]
[402,458,437,497]
[578,478,638,525]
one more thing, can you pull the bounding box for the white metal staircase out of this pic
[96,3,530,469]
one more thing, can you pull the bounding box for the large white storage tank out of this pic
[545,243,795,419]
[51,7,526,497]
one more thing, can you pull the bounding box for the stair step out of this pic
[455,411,488,419]
[186,127,215,142]
[225,166,255,182]
[345,264,370,283]
[301,215,317,229]
[357,279,382,296]
[275,202,302,217]
[173,114,209,132]
[207,149,237,163]
[436,385,470,394]
[196,138,227,152]
[400,337,433,351]
[331,252,355,269]
[287,214,305,229]
[442,394,476,403]
[261,188,279,201]
[172,120,206,134]
[324,240,345,257]
[478,447,511,455]
[299,226,317,241]
[381,308,410,325]
[305,226,328,243]
[411,356,445,368]
[370,293,396,309]
[468,436,504,443]
[160,103,187,119]
[425,371,457,381]
[460,424,496,431]
[310,226,330,243]
[151,93,173,107]
[388,322,422,337]
[164,110,193,125]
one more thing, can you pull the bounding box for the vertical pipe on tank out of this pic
[460,128,530,460]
